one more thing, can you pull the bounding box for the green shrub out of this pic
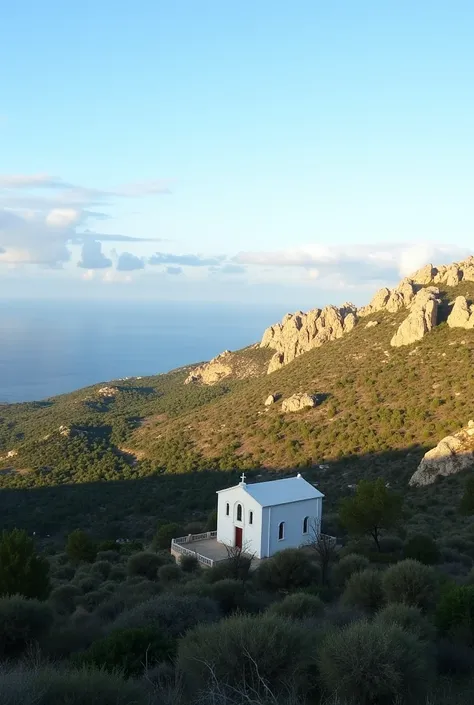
[208,579,247,615]
[109,565,126,582]
[378,536,404,554]
[205,553,253,583]
[113,594,220,638]
[268,592,324,620]
[127,551,163,580]
[0,529,50,599]
[49,584,81,615]
[76,627,174,677]
[332,554,370,588]
[178,614,317,698]
[383,559,438,611]
[0,665,147,705]
[76,589,111,611]
[374,603,436,642]
[342,569,384,614]
[0,595,53,657]
[66,530,97,564]
[152,523,182,551]
[90,560,112,579]
[158,563,182,584]
[255,548,320,592]
[96,550,120,563]
[436,584,474,645]
[95,579,162,622]
[179,554,200,573]
[318,620,432,704]
[404,535,440,565]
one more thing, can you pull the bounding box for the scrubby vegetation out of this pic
[0,516,472,704]
[0,280,474,701]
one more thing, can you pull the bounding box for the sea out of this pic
[0,300,286,403]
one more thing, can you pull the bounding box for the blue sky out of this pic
[1,1,473,306]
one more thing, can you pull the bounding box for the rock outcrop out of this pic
[98,386,118,398]
[409,421,474,486]
[260,303,358,373]
[281,393,318,413]
[264,394,278,406]
[184,347,268,385]
[358,278,418,317]
[185,351,233,385]
[390,287,440,347]
[447,296,474,329]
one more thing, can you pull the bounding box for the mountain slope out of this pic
[0,268,474,541]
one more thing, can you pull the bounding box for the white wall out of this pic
[262,497,322,558]
[216,485,264,558]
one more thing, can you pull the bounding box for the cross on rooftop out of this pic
[240,472,246,484]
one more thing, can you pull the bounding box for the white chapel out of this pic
[216,473,324,559]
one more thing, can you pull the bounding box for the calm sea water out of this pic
[0,300,284,403]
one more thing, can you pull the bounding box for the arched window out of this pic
[278,521,285,540]
[249,511,253,525]
[302,516,309,534]
[226,503,230,516]
[236,504,242,522]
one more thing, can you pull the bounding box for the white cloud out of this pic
[234,243,474,286]
[46,208,82,228]
[77,240,112,269]
[0,172,170,269]
[116,252,145,271]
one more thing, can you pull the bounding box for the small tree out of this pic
[152,523,182,551]
[66,530,97,564]
[460,476,474,515]
[0,529,50,599]
[339,479,402,551]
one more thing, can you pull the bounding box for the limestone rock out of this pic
[365,320,379,328]
[281,393,317,413]
[358,288,391,317]
[409,421,474,486]
[184,351,234,385]
[447,296,474,329]
[184,349,267,385]
[410,264,437,285]
[390,287,440,347]
[264,394,277,406]
[98,386,118,398]
[260,303,358,373]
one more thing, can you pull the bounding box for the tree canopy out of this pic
[339,478,402,550]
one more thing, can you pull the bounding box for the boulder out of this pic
[281,393,317,413]
[264,394,277,406]
[365,320,379,328]
[390,287,440,347]
[447,296,474,329]
[409,421,474,486]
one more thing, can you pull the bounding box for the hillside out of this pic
[1,263,474,543]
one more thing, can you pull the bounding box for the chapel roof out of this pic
[217,474,324,507]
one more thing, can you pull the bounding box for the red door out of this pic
[235,526,243,549]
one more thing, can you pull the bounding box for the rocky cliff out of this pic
[409,421,474,487]
[259,256,474,373]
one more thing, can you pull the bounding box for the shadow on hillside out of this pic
[0,444,457,544]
